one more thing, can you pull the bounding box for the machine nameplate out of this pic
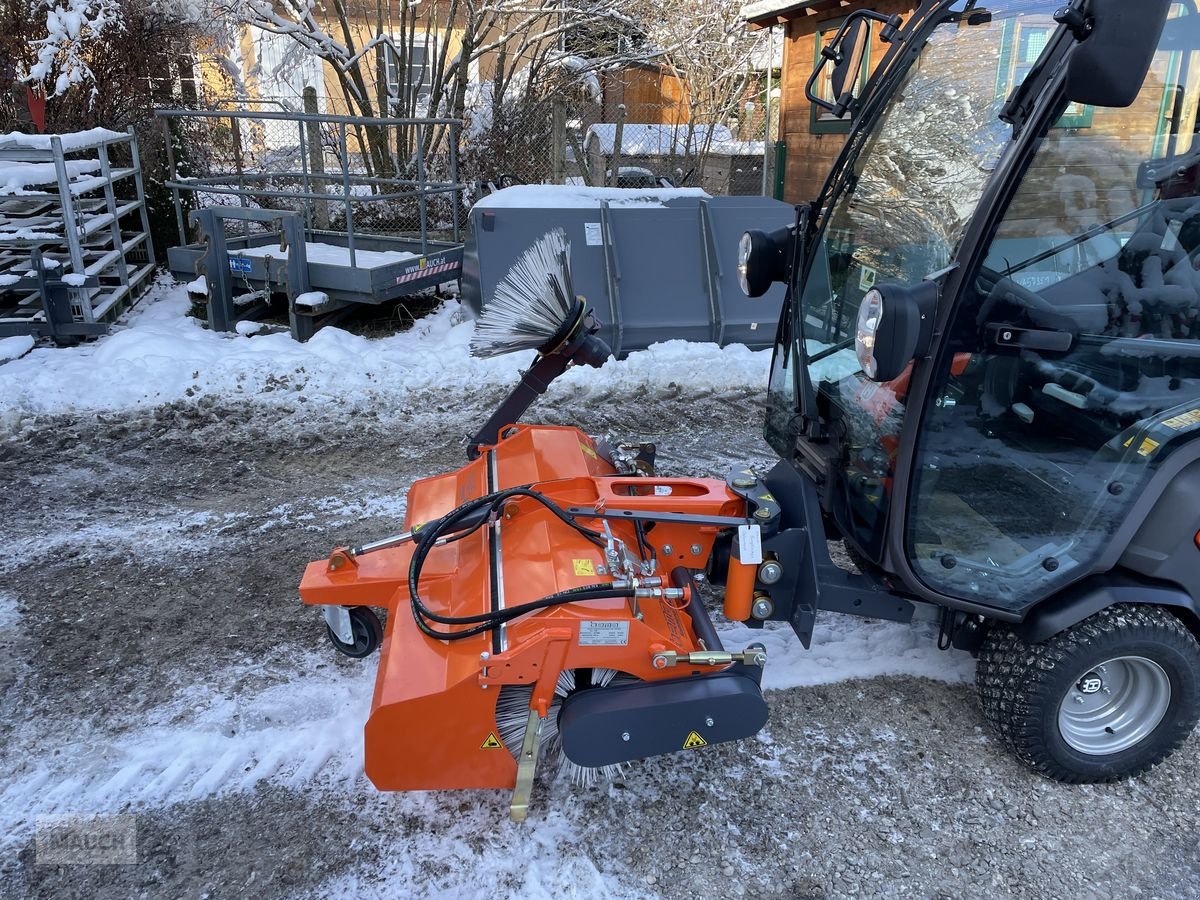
[579,621,629,646]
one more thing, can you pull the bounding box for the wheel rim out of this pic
[1057,656,1172,755]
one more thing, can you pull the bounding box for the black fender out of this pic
[1016,572,1200,644]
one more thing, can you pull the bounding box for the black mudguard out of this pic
[557,668,769,768]
[1016,573,1200,644]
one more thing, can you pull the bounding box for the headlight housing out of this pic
[852,282,939,383]
[737,227,791,297]
[855,288,884,378]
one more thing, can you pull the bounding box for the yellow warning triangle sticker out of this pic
[480,732,503,750]
[682,730,708,750]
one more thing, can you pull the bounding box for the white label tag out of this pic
[737,524,763,565]
[653,485,672,496]
[579,620,629,646]
[584,222,603,246]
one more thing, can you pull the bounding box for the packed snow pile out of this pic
[0,278,770,422]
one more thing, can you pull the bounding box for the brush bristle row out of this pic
[470,228,577,358]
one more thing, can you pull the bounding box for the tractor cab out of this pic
[746,0,1200,620]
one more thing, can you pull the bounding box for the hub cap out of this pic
[1057,656,1172,755]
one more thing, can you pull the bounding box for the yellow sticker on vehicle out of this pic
[1138,437,1160,457]
[481,732,503,750]
[682,730,708,750]
[1163,408,1200,430]
[573,559,596,577]
[579,442,598,459]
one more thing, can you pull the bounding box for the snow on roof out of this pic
[740,0,820,25]
[0,128,129,153]
[472,184,711,210]
[584,123,736,156]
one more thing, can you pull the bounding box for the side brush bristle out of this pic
[470,228,578,358]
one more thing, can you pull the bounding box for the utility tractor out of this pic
[302,0,1200,817]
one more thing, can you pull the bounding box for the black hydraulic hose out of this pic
[406,485,621,641]
[412,587,635,642]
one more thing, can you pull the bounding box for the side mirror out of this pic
[1063,0,1171,108]
[805,10,902,118]
[738,226,791,297]
[855,282,937,382]
[829,19,869,112]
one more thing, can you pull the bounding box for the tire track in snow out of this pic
[0,655,377,855]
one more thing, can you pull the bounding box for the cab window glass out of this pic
[908,8,1200,610]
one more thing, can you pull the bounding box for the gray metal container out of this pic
[461,188,793,356]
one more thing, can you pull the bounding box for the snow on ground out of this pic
[0,591,17,629]
[0,278,770,423]
[0,611,972,860]
[0,335,34,363]
[718,616,976,690]
[0,655,377,856]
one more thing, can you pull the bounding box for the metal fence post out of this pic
[304,87,329,230]
[449,121,461,243]
[551,98,566,185]
[162,117,186,245]
[610,104,626,187]
[415,123,429,254]
[338,123,356,267]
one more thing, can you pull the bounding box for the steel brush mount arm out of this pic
[466,228,612,459]
[467,304,610,459]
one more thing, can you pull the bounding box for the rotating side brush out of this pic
[467,228,611,458]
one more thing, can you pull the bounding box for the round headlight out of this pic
[737,227,790,298]
[855,288,884,379]
[737,232,756,296]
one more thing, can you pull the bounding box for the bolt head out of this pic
[622,732,631,741]
[705,717,714,727]
[662,545,673,556]
[751,597,774,620]
[758,560,784,584]
[690,544,702,555]
[754,508,772,520]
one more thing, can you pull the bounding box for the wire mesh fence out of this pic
[154,75,780,258]
[157,106,464,251]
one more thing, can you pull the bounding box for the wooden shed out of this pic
[743,0,915,205]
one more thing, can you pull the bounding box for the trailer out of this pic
[157,109,467,340]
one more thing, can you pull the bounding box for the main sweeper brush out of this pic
[300,231,781,821]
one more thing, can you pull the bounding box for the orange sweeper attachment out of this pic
[299,230,777,819]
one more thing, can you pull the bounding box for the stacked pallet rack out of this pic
[0,128,155,339]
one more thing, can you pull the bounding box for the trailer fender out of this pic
[1016,575,1200,645]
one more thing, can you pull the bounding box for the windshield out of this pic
[784,0,1060,561]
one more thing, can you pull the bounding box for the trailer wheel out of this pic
[327,606,384,659]
[977,605,1200,782]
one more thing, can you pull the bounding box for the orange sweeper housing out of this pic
[300,425,775,818]
[298,230,779,819]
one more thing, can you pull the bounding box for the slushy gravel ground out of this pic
[0,392,1197,899]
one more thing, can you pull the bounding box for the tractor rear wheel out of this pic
[977,605,1200,782]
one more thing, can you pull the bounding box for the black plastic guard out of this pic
[557,669,769,768]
